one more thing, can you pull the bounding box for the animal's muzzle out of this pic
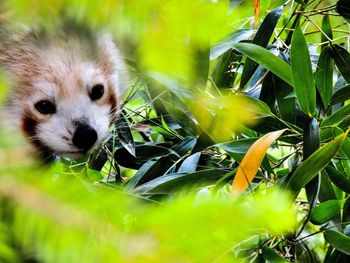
[72,123,97,152]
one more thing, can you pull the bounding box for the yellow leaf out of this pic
[232,129,286,195]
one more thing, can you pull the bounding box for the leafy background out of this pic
[1,0,350,262]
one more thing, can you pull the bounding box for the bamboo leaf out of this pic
[321,103,350,127]
[286,131,349,195]
[240,6,283,88]
[332,44,350,83]
[315,46,333,107]
[324,230,350,255]
[231,129,286,195]
[309,199,342,225]
[233,43,293,86]
[291,23,316,116]
[330,84,350,105]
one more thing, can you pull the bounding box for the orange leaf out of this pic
[254,0,261,25]
[232,129,286,195]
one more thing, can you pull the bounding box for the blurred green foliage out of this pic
[1,0,350,262]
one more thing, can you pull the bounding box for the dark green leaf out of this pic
[134,169,228,193]
[325,165,350,194]
[262,246,289,262]
[114,144,179,169]
[309,199,342,225]
[303,118,320,207]
[291,23,316,116]
[315,46,333,107]
[324,230,350,255]
[172,137,197,156]
[332,44,350,83]
[232,43,293,86]
[337,0,350,20]
[212,50,237,88]
[126,155,177,189]
[240,6,283,88]
[330,84,350,105]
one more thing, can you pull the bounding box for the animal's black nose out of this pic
[72,123,97,151]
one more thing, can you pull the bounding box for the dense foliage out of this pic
[1,0,350,262]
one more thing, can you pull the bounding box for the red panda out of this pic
[0,27,128,160]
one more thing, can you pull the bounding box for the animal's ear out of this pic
[97,33,128,96]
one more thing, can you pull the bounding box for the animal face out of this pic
[1,30,127,159]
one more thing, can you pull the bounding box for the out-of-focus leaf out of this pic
[233,43,293,86]
[231,129,286,195]
[240,6,283,88]
[291,23,316,116]
[325,165,350,194]
[286,131,348,195]
[315,46,333,107]
[321,103,350,127]
[332,44,350,83]
[336,0,350,20]
[324,230,350,255]
[309,199,342,225]
[116,112,136,157]
[210,29,254,60]
[330,84,350,105]
[178,152,201,173]
[135,169,228,194]
[254,0,261,24]
[187,95,258,142]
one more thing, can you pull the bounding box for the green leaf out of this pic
[315,46,333,107]
[309,199,342,225]
[232,43,293,86]
[114,144,179,169]
[332,44,350,83]
[291,23,316,116]
[321,15,333,45]
[163,100,198,136]
[134,169,228,194]
[325,165,350,194]
[116,112,136,157]
[330,84,350,105]
[286,131,348,195]
[172,137,197,156]
[126,155,177,189]
[321,103,350,127]
[178,152,201,173]
[324,230,350,255]
[240,6,283,88]
[262,246,288,263]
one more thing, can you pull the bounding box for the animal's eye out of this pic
[90,84,104,101]
[34,100,56,115]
